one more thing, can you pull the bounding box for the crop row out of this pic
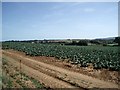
[2,42,120,71]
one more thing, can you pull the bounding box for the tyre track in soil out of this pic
[2,50,119,89]
[2,52,80,89]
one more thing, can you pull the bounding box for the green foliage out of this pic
[31,78,43,88]
[65,40,88,46]
[78,40,88,46]
[2,58,7,65]
[114,37,120,45]
[90,40,101,44]
[7,80,13,88]
[22,73,44,88]
[2,42,120,71]
[2,74,13,88]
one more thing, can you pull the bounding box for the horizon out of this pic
[2,2,118,41]
[2,36,116,42]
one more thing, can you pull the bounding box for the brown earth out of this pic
[2,50,120,89]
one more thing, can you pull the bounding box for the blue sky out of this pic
[0,2,1,41]
[2,2,118,41]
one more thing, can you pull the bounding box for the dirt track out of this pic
[2,50,119,89]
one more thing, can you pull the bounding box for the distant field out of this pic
[2,42,120,71]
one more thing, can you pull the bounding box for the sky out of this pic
[0,2,1,41]
[2,2,118,41]
[2,0,120,2]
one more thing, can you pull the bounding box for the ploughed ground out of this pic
[2,49,120,89]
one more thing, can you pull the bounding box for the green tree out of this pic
[114,37,120,46]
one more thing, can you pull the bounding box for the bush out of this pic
[78,40,88,46]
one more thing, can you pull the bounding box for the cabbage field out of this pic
[2,42,120,71]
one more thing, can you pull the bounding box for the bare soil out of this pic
[2,50,120,89]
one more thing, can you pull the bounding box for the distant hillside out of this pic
[4,37,119,46]
[95,37,115,40]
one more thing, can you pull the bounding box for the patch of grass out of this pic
[21,73,44,88]
[2,74,13,88]
[2,58,8,65]
[16,79,27,88]
[6,80,13,88]
[2,73,10,85]
[31,78,43,88]
[16,79,21,85]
